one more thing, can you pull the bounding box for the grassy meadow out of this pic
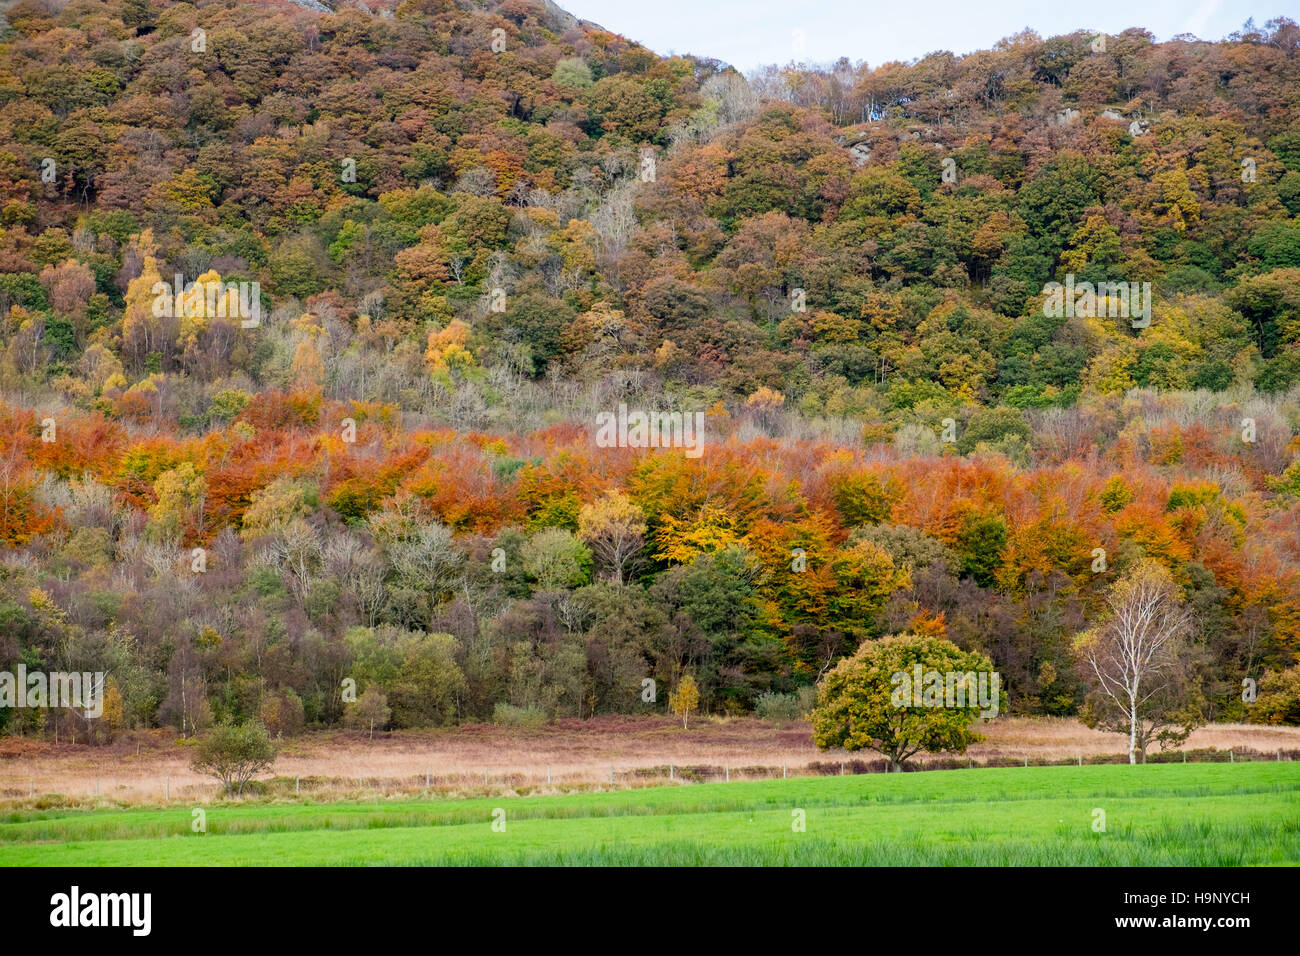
[2,762,1297,866]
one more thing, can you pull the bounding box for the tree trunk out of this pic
[1128,694,1138,765]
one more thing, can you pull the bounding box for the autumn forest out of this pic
[1,0,1299,740]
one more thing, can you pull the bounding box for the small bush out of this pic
[492,703,546,728]
[796,685,818,714]
[755,691,797,721]
[755,687,816,722]
[191,720,278,795]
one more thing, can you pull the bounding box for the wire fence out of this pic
[5,745,1295,805]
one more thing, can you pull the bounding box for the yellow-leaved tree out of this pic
[577,491,646,584]
[654,504,739,565]
[147,461,206,545]
[120,254,168,364]
[424,319,476,380]
[669,674,700,729]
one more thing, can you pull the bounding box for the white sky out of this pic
[559,0,1296,72]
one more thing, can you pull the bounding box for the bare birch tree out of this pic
[1074,561,1201,764]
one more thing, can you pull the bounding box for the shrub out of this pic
[755,691,797,721]
[796,684,818,715]
[492,702,546,728]
[191,720,278,795]
[755,687,817,721]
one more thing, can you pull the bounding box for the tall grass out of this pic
[2,763,1296,866]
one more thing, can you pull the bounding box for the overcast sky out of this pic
[560,0,1293,73]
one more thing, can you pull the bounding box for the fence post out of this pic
[725,763,730,783]
[669,764,674,781]
[782,764,787,779]
[29,779,33,798]
[164,776,169,800]
[296,776,300,795]
[1078,754,1082,767]
[840,761,844,776]
[1183,751,1186,763]
[1229,749,1234,763]
[546,767,551,785]
[1023,756,1028,767]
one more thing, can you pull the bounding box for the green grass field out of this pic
[2,763,1297,865]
